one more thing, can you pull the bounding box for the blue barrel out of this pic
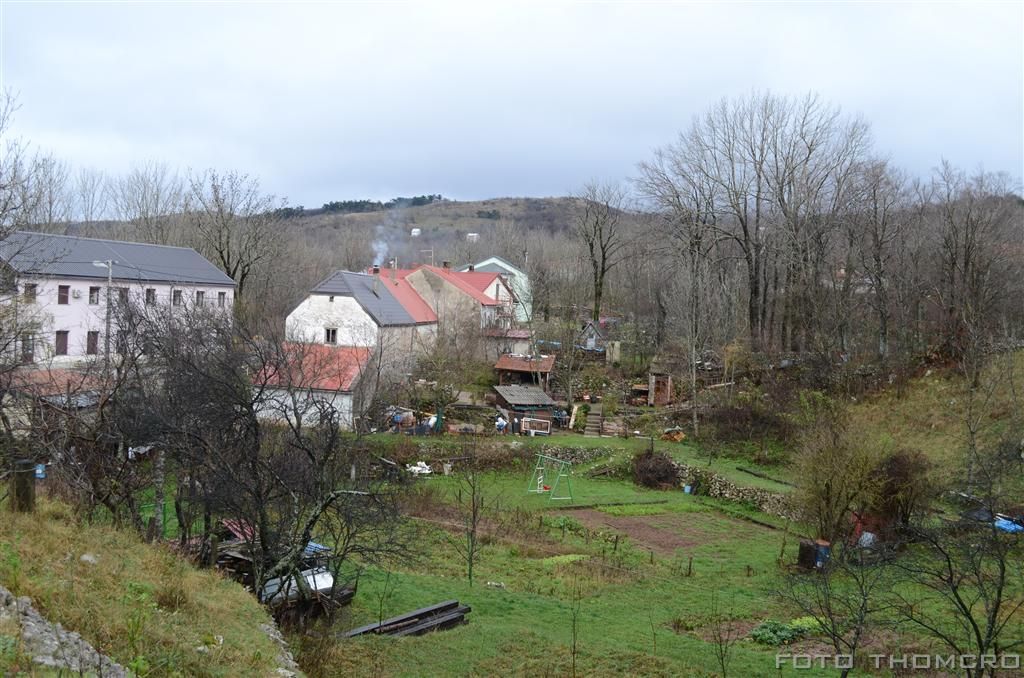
[815,541,831,569]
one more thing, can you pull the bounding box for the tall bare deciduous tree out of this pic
[0,91,42,233]
[573,181,628,322]
[109,161,183,244]
[185,169,283,303]
[75,167,108,225]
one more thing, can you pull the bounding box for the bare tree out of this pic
[573,181,628,322]
[777,548,892,678]
[448,449,496,587]
[889,450,1024,678]
[28,154,72,232]
[75,167,108,225]
[0,91,43,233]
[708,589,740,678]
[854,161,908,360]
[108,161,183,244]
[184,169,283,302]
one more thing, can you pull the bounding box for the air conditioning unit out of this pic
[71,289,82,299]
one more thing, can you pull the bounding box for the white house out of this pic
[0,231,236,365]
[458,256,532,323]
[286,269,436,366]
[254,343,372,430]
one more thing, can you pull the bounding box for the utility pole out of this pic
[92,260,115,373]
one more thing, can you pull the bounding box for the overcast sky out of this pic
[2,1,1022,207]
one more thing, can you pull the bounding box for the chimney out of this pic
[442,261,450,270]
[468,264,475,272]
[372,264,381,275]
[390,258,397,285]
[371,265,380,296]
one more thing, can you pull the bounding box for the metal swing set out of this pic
[526,453,573,501]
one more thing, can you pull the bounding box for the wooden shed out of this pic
[494,354,556,393]
[493,385,556,431]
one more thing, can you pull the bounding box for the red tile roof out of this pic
[7,367,102,396]
[494,353,556,373]
[260,343,371,392]
[419,265,502,306]
[368,264,504,310]
[456,270,503,294]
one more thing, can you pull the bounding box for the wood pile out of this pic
[344,600,471,638]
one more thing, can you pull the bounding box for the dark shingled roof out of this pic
[0,231,235,286]
[493,385,556,407]
[311,270,416,326]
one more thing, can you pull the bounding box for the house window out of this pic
[58,285,70,305]
[217,291,226,308]
[145,288,156,306]
[23,283,37,303]
[20,334,34,363]
[324,328,338,345]
[195,290,205,306]
[117,287,129,305]
[86,331,99,355]
[55,331,68,356]
[329,295,335,303]
[116,330,128,354]
[88,286,100,305]
[172,290,182,306]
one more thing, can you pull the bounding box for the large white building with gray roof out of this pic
[0,231,235,364]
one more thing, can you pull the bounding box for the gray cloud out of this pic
[3,2,1021,206]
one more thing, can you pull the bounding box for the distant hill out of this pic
[280,196,578,268]
[285,196,576,234]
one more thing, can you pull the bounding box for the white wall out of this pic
[286,294,379,347]
[473,258,532,323]
[15,276,234,365]
[254,387,355,429]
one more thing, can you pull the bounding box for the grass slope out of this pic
[0,499,283,677]
[849,351,1023,471]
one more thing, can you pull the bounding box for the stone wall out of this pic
[673,462,798,520]
[0,584,127,676]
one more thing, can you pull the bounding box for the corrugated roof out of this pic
[0,231,235,286]
[260,343,371,392]
[311,270,417,326]
[495,354,556,373]
[494,385,556,406]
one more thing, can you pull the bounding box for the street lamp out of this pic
[92,260,114,370]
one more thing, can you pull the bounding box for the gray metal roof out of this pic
[458,256,523,276]
[310,270,416,326]
[493,385,556,407]
[0,231,235,286]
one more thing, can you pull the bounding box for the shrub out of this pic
[632,450,679,489]
[749,620,805,645]
[788,616,822,636]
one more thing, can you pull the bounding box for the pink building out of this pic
[0,231,235,365]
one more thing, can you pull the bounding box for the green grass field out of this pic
[294,466,847,677]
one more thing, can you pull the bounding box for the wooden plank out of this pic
[391,607,472,637]
[343,600,461,637]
